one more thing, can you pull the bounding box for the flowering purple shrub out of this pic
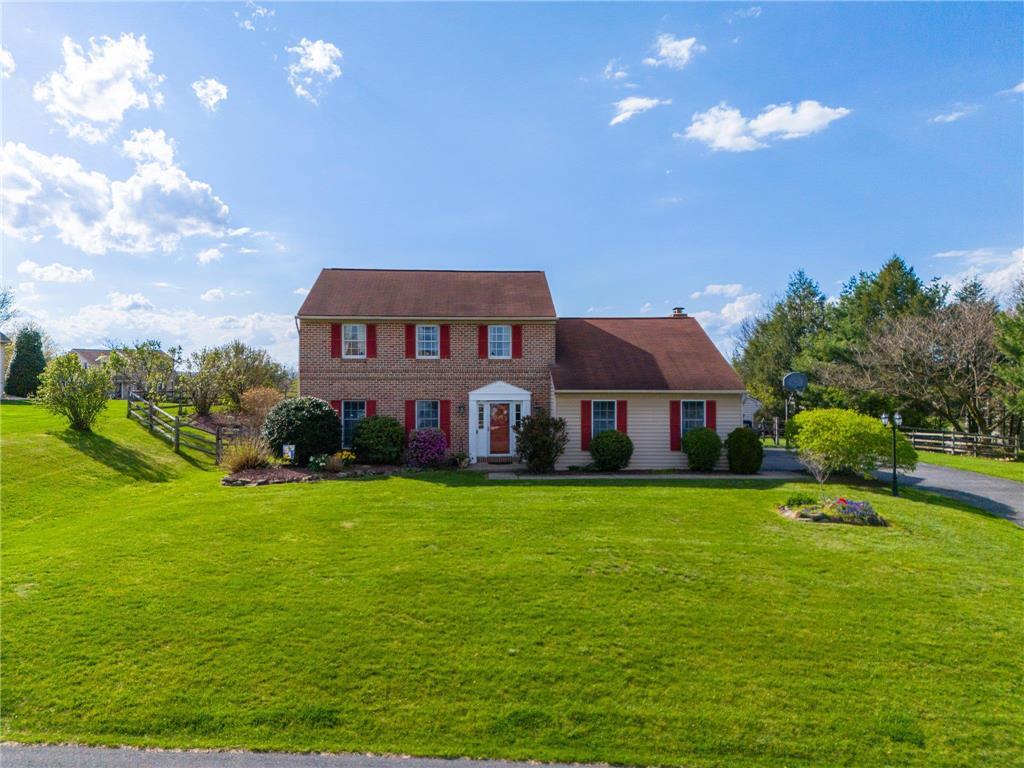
[406,428,448,468]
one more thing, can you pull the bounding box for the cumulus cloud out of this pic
[293,287,309,295]
[1003,81,1024,95]
[17,260,94,283]
[193,77,228,111]
[33,34,165,143]
[692,292,762,354]
[236,0,275,32]
[603,59,629,82]
[1,47,14,79]
[691,283,744,300]
[109,291,154,311]
[679,100,851,152]
[935,247,1024,300]
[286,38,343,104]
[1,139,230,255]
[643,34,705,70]
[196,247,223,265]
[201,288,225,302]
[610,96,671,126]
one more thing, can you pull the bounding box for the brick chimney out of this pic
[672,307,687,318]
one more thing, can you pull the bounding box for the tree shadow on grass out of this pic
[53,429,176,483]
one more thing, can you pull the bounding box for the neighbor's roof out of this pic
[552,317,745,391]
[297,269,557,319]
[70,348,112,366]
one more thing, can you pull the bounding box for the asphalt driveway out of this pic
[763,448,1024,527]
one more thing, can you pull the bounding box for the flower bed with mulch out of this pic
[778,497,888,526]
[222,464,407,487]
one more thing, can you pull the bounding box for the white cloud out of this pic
[108,291,154,311]
[192,77,228,111]
[680,100,851,152]
[1003,81,1024,95]
[201,288,225,302]
[586,305,615,314]
[237,247,259,254]
[603,60,629,82]
[17,259,94,283]
[639,302,653,314]
[1,47,14,79]
[930,104,978,124]
[729,7,762,21]
[121,128,175,166]
[236,0,275,32]
[935,247,1024,299]
[691,283,744,300]
[1,140,230,254]
[642,34,705,70]
[286,38,343,104]
[22,295,298,365]
[293,287,309,295]
[610,96,671,126]
[720,292,762,325]
[33,34,164,143]
[196,247,223,265]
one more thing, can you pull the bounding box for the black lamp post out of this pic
[880,412,902,496]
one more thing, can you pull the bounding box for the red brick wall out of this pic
[299,320,555,454]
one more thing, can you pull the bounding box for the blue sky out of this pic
[2,1,1022,364]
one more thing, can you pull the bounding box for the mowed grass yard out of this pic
[2,402,1021,767]
[918,451,1024,482]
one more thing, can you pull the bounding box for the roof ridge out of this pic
[323,268,546,274]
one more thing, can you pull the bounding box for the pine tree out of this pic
[6,326,47,397]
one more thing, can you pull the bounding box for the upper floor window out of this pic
[681,400,706,435]
[341,401,366,448]
[592,400,616,437]
[416,324,440,358]
[342,324,366,358]
[416,400,440,429]
[488,325,512,358]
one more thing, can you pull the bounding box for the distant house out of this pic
[70,348,175,399]
[296,268,747,468]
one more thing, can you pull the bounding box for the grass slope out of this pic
[918,451,1024,483]
[2,402,1021,767]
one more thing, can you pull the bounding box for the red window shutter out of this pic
[706,400,717,431]
[669,400,681,451]
[405,324,416,358]
[330,323,341,358]
[330,399,341,417]
[440,400,451,441]
[366,324,377,358]
[580,400,592,451]
[478,325,488,358]
[616,400,628,433]
[366,400,376,418]
[405,400,416,436]
[512,325,523,358]
[440,325,451,359]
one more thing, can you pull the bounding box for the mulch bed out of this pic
[778,503,888,527]
[222,464,407,487]
[190,413,244,433]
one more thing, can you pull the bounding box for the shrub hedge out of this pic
[261,397,342,466]
[726,427,764,474]
[682,427,722,472]
[352,415,405,465]
[589,430,634,471]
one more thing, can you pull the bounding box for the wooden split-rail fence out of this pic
[901,428,1018,459]
[126,393,240,463]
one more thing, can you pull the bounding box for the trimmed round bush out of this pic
[261,396,341,466]
[352,415,405,465]
[589,429,634,471]
[726,427,764,474]
[513,412,568,473]
[407,428,448,468]
[682,427,722,472]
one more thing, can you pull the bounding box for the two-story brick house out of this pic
[297,268,746,468]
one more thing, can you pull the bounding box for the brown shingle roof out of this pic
[552,317,745,392]
[297,269,556,319]
[71,348,112,367]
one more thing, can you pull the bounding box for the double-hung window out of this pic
[416,400,440,430]
[416,325,440,358]
[681,400,706,435]
[591,400,617,437]
[341,401,366,448]
[342,324,366,358]
[488,325,512,358]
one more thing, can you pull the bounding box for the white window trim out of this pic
[415,399,441,430]
[680,399,707,436]
[488,324,512,359]
[591,399,617,438]
[341,323,367,359]
[415,324,440,359]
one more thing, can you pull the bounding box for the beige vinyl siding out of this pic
[555,392,744,470]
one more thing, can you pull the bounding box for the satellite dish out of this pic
[783,371,808,394]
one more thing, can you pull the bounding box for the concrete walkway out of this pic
[0,744,590,768]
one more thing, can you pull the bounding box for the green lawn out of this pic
[2,402,1021,767]
[918,451,1024,482]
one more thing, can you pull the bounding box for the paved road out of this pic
[763,448,1024,526]
[0,744,590,768]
